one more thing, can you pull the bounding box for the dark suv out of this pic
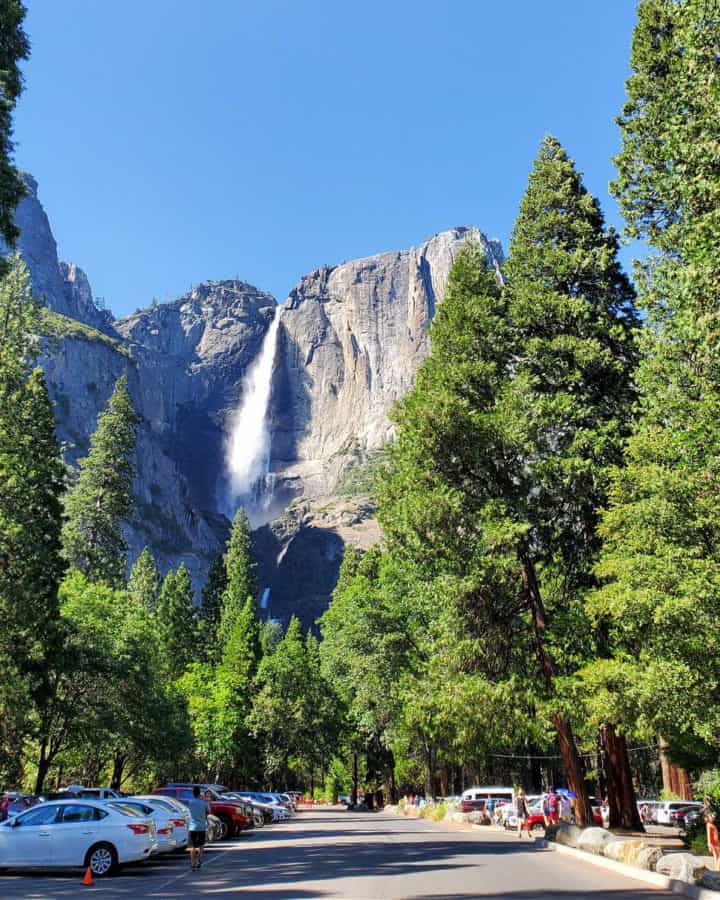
[153,784,253,838]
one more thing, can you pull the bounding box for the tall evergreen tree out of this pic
[501,136,640,827]
[218,508,257,646]
[157,564,197,678]
[380,138,639,824]
[0,260,65,782]
[199,553,227,647]
[594,0,720,773]
[128,548,161,612]
[0,1,29,268]
[61,375,139,587]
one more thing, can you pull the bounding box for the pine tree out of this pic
[501,136,640,828]
[157,565,197,678]
[0,259,65,781]
[380,138,639,825]
[0,1,29,268]
[594,0,720,774]
[61,375,139,587]
[199,553,227,646]
[128,548,160,611]
[218,509,257,647]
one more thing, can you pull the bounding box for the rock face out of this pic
[6,175,115,334]
[115,280,276,516]
[12,174,503,620]
[272,227,503,500]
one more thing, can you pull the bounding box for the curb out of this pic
[548,841,719,899]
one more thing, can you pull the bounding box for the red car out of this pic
[153,784,254,838]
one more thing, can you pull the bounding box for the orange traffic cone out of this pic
[83,866,93,886]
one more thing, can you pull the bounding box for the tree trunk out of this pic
[659,738,692,800]
[35,742,51,795]
[424,742,435,800]
[602,724,644,831]
[351,752,358,805]
[522,558,592,826]
[110,752,126,791]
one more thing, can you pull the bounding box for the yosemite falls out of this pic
[225,305,280,521]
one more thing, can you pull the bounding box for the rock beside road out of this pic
[551,824,583,848]
[656,852,707,884]
[577,827,617,855]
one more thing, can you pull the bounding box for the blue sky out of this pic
[15,1,638,318]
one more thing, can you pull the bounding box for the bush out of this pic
[433,802,447,821]
[419,803,433,819]
[398,797,406,810]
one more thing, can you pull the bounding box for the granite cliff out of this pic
[11,176,502,622]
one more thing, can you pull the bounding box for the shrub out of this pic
[433,802,447,821]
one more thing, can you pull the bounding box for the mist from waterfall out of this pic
[225,306,280,520]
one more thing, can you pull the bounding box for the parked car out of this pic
[656,800,703,825]
[152,784,253,838]
[131,794,190,849]
[237,792,290,820]
[461,786,515,815]
[0,793,38,821]
[105,799,178,855]
[221,793,271,827]
[78,788,122,800]
[0,799,154,877]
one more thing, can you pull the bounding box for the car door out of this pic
[0,803,61,866]
[52,804,105,866]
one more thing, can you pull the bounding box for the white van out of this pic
[460,785,514,814]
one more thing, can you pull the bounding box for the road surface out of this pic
[0,806,676,898]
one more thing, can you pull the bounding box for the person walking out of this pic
[187,785,210,871]
[515,788,530,838]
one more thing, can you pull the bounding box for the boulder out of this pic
[549,824,583,848]
[577,827,616,855]
[604,839,644,865]
[656,852,707,884]
[635,846,664,871]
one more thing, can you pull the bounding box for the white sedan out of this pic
[129,795,190,851]
[105,800,178,855]
[0,799,155,877]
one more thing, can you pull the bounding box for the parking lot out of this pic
[0,833,244,898]
[0,807,679,899]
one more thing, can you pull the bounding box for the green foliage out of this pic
[251,618,340,786]
[157,564,197,679]
[199,553,227,648]
[218,508,257,646]
[433,802,447,821]
[595,0,720,766]
[128,548,160,612]
[61,375,140,587]
[0,259,65,781]
[39,309,134,360]
[0,1,29,266]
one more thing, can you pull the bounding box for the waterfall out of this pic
[225,306,280,516]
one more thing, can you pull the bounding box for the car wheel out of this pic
[85,842,118,877]
[531,822,544,833]
[218,815,233,840]
[254,812,265,828]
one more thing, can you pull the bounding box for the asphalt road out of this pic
[0,807,677,898]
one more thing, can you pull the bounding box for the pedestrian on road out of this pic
[545,789,559,826]
[515,788,529,838]
[706,812,720,871]
[187,785,209,871]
